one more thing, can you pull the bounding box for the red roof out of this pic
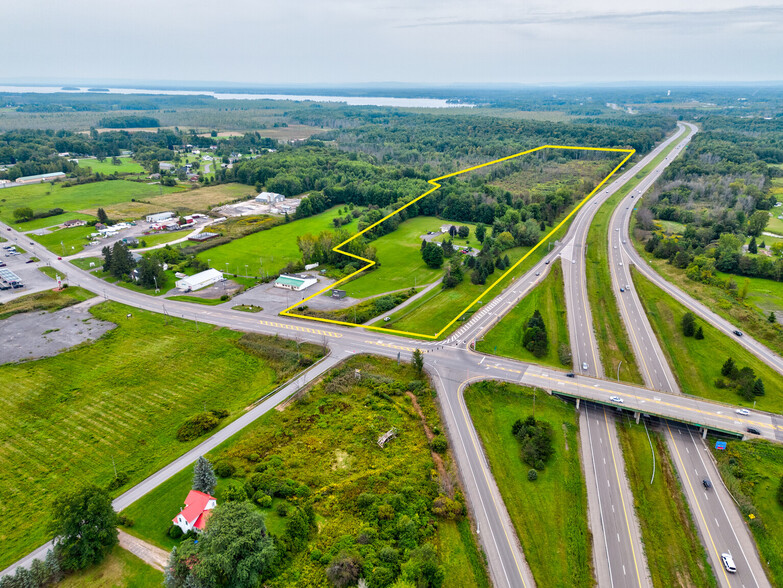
[194,509,213,530]
[173,490,216,526]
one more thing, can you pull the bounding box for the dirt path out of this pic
[406,391,452,495]
[117,529,169,571]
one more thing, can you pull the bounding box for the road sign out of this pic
[715,441,727,450]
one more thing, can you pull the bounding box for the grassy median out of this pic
[465,381,593,587]
[617,419,716,588]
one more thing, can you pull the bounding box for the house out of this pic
[15,171,66,185]
[255,191,285,204]
[62,219,87,228]
[275,274,317,292]
[146,211,176,223]
[122,237,139,247]
[175,268,224,292]
[159,162,174,171]
[172,490,217,534]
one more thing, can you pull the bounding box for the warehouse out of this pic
[175,269,224,292]
[146,211,176,223]
[15,171,66,185]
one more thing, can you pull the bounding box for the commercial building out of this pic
[274,274,317,292]
[255,191,286,204]
[188,232,220,242]
[15,172,66,185]
[145,211,176,223]
[175,268,224,292]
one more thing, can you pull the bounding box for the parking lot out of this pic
[0,238,59,304]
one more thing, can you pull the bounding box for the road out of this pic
[609,122,770,587]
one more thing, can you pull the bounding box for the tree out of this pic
[49,485,118,571]
[721,357,737,378]
[777,476,783,508]
[101,245,112,272]
[45,548,63,584]
[681,312,696,337]
[746,210,769,237]
[327,552,362,588]
[448,225,457,238]
[109,242,135,278]
[13,206,34,222]
[512,415,555,468]
[401,543,444,588]
[412,349,423,375]
[522,310,548,357]
[458,225,469,239]
[475,223,486,243]
[769,311,776,324]
[421,242,444,269]
[97,208,109,224]
[739,278,750,301]
[193,457,217,495]
[754,378,765,396]
[137,256,163,289]
[748,236,758,254]
[694,326,704,340]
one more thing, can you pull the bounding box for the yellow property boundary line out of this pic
[281,145,635,339]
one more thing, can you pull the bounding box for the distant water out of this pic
[0,85,472,108]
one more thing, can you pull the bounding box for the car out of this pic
[735,408,750,416]
[702,479,712,489]
[613,245,617,249]
[581,362,588,370]
[57,256,62,260]
[721,553,736,574]
[25,259,34,264]
[619,261,623,266]
[6,227,10,231]
[535,271,540,276]
[384,317,391,322]
[545,260,550,264]
[620,287,625,292]
[625,285,630,290]
[747,427,761,435]
[622,239,626,244]
[566,372,575,378]
[733,330,743,337]
[29,241,33,246]
[609,396,624,403]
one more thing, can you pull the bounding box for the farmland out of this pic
[121,355,489,588]
[147,182,255,212]
[0,302,324,569]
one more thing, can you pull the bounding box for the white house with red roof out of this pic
[172,490,217,534]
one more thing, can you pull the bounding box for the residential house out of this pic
[172,490,217,534]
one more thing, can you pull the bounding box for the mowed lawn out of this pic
[31,224,96,255]
[477,259,569,369]
[197,206,358,278]
[465,381,593,587]
[632,269,783,412]
[13,212,95,232]
[345,216,473,298]
[75,157,146,174]
[0,180,183,224]
[0,302,308,569]
[57,545,162,587]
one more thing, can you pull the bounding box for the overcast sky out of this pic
[2,0,782,86]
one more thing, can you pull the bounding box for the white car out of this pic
[735,409,750,416]
[581,362,588,370]
[721,553,736,574]
[609,396,624,403]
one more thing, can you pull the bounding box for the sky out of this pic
[2,0,782,86]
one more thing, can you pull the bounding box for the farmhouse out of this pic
[172,490,217,534]
[255,191,285,204]
[275,274,318,291]
[175,268,223,292]
[15,171,66,185]
[146,211,176,223]
[62,219,87,228]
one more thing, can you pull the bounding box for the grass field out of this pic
[633,269,783,412]
[30,224,95,255]
[464,381,592,587]
[121,355,489,588]
[75,157,146,175]
[197,206,358,278]
[13,212,95,232]
[138,230,189,247]
[69,256,102,270]
[585,126,691,384]
[58,545,162,587]
[710,439,783,586]
[343,216,450,298]
[0,180,183,224]
[617,419,715,588]
[476,259,570,368]
[0,286,94,320]
[148,182,255,212]
[167,294,226,305]
[0,302,324,569]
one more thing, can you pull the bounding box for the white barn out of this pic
[175,268,224,292]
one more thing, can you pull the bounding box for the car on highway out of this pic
[702,479,712,489]
[566,372,575,378]
[721,553,736,574]
[619,261,623,266]
[746,427,761,435]
[733,330,743,337]
[25,259,35,263]
[735,408,750,416]
[545,259,550,264]
[581,362,588,370]
[620,287,625,292]
[535,271,540,276]
[609,396,624,403]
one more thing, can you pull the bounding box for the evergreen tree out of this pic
[45,548,63,584]
[421,242,444,269]
[753,378,765,396]
[137,256,163,289]
[475,223,486,243]
[694,326,704,340]
[97,208,109,224]
[681,312,696,337]
[769,311,776,323]
[721,357,737,378]
[412,349,424,375]
[748,236,757,254]
[503,254,510,268]
[110,242,136,278]
[193,456,217,495]
[523,310,548,357]
[101,245,112,272]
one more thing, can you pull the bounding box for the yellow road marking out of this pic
[487,364,522,375]
[281,145,635,339]
[363,340,417,352]
[258,320,342,338]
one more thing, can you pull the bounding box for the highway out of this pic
[609,122,770,587]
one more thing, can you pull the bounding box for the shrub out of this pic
[248,452,260,462]
[777,476,783,508]
[210,408,229,419]
[558,344,572,366]
[223,483,248,502]
[255,492,273,508]
[177,412,220,442]
[169,524,184,539]
[326,552,362,588]
[106,471,129,491]
[276,502,289,517]
[528,469,538,482]
[214,461,236,478]
[117,514,134,528]
[431,437,448,454]
[220,294,229,301]
[311,548,323,562]
[356,493,376,509]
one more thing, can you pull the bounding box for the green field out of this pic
[476,259,570,368]
[0,286,94,320]
[0,180,182,224]
[121,355,489,588]
[57,545,162,587]
[633,269,783,412]
[0,302,324,569]
[138,230,189,247]
[344,217,470,298]
[13,212,95,231]
[710,439,783,586]
[197,206,358,278]
[69,256,102,270]
[465,381,593,587]
[30,224,96,255]
[617,420,715,588]
[75,156,146,174]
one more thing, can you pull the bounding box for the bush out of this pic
[106,471,129,491]
[276,502,289,517]
[558,344,572,366]
[117,514,134,528]
[255,492,273,508]
[528,469,538,481]
[210,408,229,419]
[177,412,220,442]
[169,525,184,539]
[220,294,229,301]
[326,552,362,588]
[431,437,448,454]
[214,461,236,478]
[777,476,783,507]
